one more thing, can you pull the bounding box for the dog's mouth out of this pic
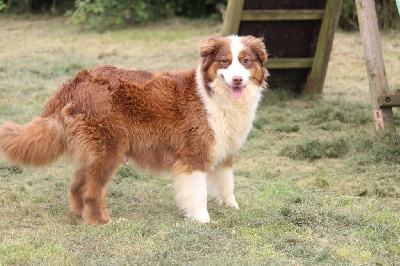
[229,86,245,99]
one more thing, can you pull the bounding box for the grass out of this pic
[1,16,400,264]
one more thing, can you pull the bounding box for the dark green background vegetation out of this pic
[1,0,399,30]
[339,0,399,30]
[0,0,227,29]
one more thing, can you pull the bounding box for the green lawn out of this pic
[0,16,399,265]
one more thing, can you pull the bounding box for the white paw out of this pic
[225,197,239,209]
[187,209,210,223]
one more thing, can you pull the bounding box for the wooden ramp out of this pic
[222,0,343,93]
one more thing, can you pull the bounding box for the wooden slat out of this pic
[241,9,324,21]
[222,0,245,36]
[266,58,313,69]
[378,95,400,108]
[306,0,343,94]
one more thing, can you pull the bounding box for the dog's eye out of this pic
[242,58,251,66]
[220,59,229,67]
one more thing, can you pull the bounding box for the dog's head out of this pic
[199,35,269,99]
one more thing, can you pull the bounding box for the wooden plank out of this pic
[241,9,324,21]
[306,0,343,94]
[266,58,313,69]
[355,0,395,133]
[222,0,245,36]
[378,95,400,107]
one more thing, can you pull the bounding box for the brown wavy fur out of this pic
[0,35,268,224]
[0,65,213,224]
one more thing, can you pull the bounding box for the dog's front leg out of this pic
[173,171,210,223]
[207,159,239,209]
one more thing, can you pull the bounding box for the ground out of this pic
[0,16,399,264]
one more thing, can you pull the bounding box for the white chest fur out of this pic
[196,65,263,167]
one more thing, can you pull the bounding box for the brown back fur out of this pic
[1,65,214,173]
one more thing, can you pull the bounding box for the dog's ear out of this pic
[241,36,268,67]
[241,35,269,83]
[199,35,226,59]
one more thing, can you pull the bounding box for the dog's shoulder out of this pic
[156,69,197,94]
[88,65,154,89]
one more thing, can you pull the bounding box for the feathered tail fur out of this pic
[0,116,66,166]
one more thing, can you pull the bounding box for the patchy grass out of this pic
[281,138,350,160]
[1,17,400,265]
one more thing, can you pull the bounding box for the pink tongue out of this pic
[229,86,244,99]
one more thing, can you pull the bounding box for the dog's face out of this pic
[199,35,269,99]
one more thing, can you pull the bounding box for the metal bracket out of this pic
[378,94,400,108]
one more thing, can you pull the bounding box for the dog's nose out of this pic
[232,76,243,85]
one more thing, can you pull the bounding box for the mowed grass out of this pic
[1,16,400,264]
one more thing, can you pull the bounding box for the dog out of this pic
[0,35,268,224]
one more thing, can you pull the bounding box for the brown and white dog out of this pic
[0,35,268,224]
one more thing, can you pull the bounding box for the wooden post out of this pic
[355,0,396,133]
[306,0,343,94]
[222,0,245,36]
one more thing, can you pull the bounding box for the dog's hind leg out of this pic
[69,168,86,217]
[67,126,128,224]
[74,153,123,225]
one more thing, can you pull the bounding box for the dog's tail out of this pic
[0,116,66,166]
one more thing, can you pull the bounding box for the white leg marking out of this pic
[173,171,210,223]
[207,165,239,209]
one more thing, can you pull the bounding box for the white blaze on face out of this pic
[217,36,251,99]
